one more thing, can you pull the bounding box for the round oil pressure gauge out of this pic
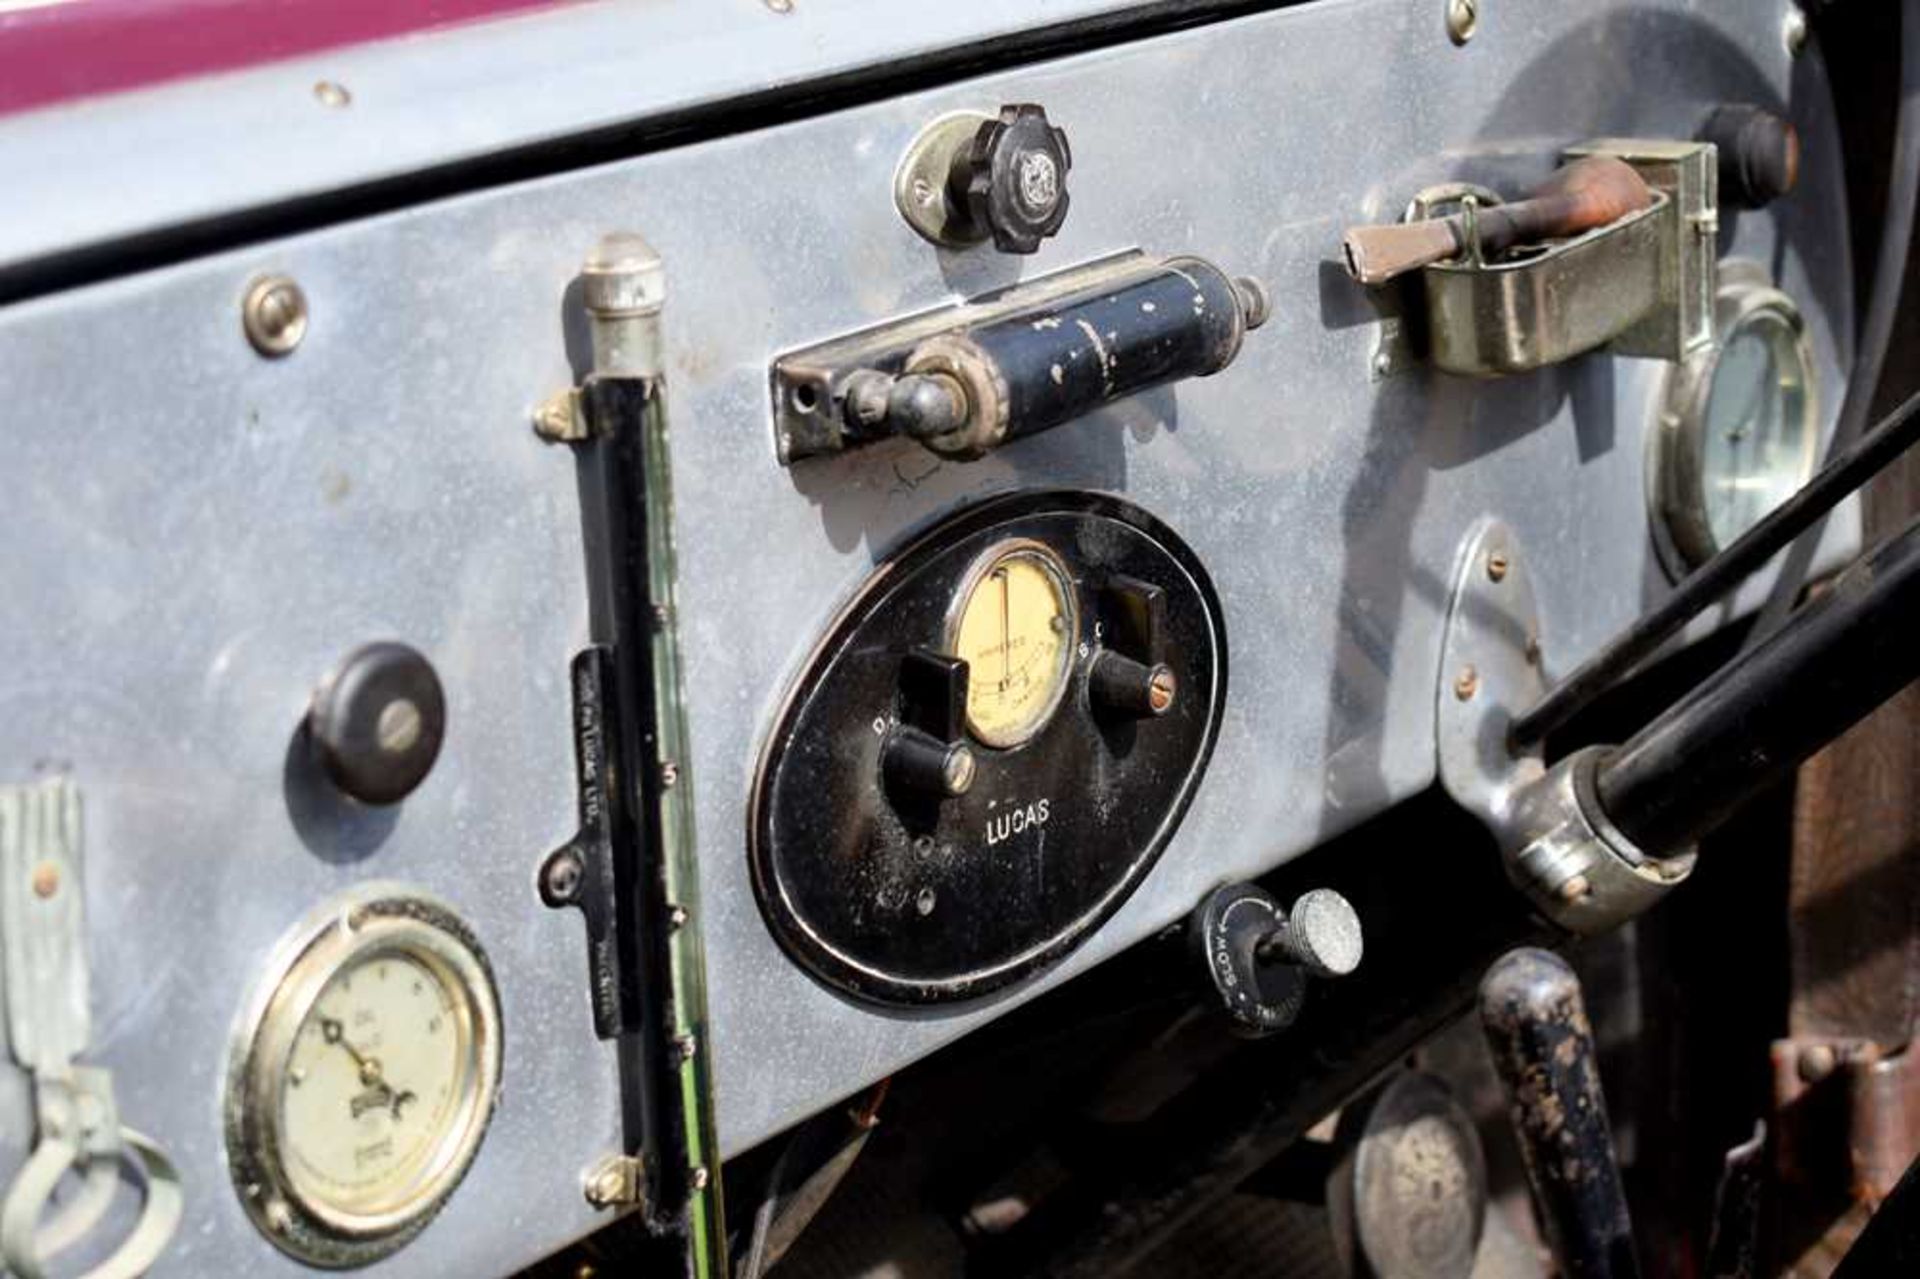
[226,885,501,1267]
[1651,261,1819,576]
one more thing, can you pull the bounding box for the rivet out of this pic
[674,1033,698,1063]
[1798,1042,1838,1083]
[1559,874,1591,903]
[1486,551,1509,582]
[690,1166,711,1191]
[313,80,351,108]
[1525,633,1543,667]
[1372,350,1394,378]
[30,860,59,899]
[242,275,309,357]
[1453,665,1479,701]
[667,904,689,930]
[763,0,793,11]
[659,760,679,789]
[1447,0,1478,46]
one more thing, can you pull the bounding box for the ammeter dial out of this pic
[752,490,1227,1004]
[227,886,501,1267]
[948,541,1077,748]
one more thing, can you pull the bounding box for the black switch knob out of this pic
[309,641,446,805]
[950,104,1072,255]
[1700,104,1799,209]
[883,648,977,799]
[1090,576,1177,719]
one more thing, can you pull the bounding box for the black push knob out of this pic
[309,641,446,805]
[1700,104,1799,209]
[951,104,1072,255]
[1190,883,1363,1036]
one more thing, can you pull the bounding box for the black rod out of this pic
[1594,511,1920,853]
[1510,389,1920,749]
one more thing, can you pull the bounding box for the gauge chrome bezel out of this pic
[943,536,1081,749]
[1649,260,1819,579]
[224,884,502,1268]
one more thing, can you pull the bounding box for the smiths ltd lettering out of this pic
[986,799,1051,846]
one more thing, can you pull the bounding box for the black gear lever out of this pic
[1480,949,1641,1279]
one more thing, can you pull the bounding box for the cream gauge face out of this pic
[948,540,1078,748]
[227,887,501,1267]
[1652,263,1819,576]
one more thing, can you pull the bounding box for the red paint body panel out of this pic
[0,0,567,118]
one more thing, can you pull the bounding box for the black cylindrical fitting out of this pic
[1701,104,1799,209]
[1596,512,1920,854]
[922,256,1256,452]
[1480,948,1639,1279]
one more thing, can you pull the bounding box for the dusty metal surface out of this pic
[0,1,1862,1275]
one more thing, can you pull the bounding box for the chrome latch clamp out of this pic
[0,778,181,1279]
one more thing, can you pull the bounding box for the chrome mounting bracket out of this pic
[1436,520,1694,935]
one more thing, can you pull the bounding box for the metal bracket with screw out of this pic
[583,1154,648,1211]
[1435,520,1693,934]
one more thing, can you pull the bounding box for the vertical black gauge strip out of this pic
[581,372,727,1273]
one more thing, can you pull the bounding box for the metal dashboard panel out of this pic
[0,1,1856,1274]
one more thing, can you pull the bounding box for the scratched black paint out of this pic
[750,490,1226,1005]
[965,256,1247,445]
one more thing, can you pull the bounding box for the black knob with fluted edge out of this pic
[309,641,446,805]
[950,104,1072,255]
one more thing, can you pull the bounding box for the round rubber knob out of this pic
[953,104,1073,255]
[309,641,446,805]
[1701,104,1799,209]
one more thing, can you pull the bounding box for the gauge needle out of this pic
[321,1016,385,1088]
[997,567,1011,691]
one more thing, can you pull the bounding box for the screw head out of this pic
[1783,5,1808,57]
[1559,874,1592,903]
[1147,667,1179,715]
[312,80,351,108]
[1453,665,1479,701]
[942,744,977,796]
[1486,552,1509,582]
[542,851,584,903]
[243,275,308,357]
[30,860,59,899]
[1447,0,1478,45]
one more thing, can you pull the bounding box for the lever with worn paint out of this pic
[1342,155,1653,286]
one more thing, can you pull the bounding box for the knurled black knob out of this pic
[951,104,1073,255]
[309,641,446,805]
